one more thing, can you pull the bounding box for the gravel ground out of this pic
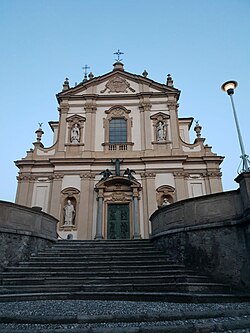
[0,299,249,317]
[0,300,249,332]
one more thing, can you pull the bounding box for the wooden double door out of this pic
[107,204,130,239]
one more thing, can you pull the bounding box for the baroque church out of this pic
[15,60,223,240]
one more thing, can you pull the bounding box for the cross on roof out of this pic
[82,64,90,80]
[114,49,124,62]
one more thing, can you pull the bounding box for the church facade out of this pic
[15,61,223,240]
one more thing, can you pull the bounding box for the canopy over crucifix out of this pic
[114,49,124,62]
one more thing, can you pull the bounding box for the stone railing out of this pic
[0,201,58,271]
[150,173,250,290]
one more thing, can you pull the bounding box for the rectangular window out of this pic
[109,118,127,143]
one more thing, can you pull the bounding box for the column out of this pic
[95,189,104,240]
[132,188,141,239]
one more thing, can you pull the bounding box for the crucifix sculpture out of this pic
[111,158,123,176]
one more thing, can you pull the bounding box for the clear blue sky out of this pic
[1,0,250,202]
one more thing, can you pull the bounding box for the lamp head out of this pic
[221,80,238,95]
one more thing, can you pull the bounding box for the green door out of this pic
[107,204,130,239]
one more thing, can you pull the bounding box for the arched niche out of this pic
[59,187,80,231]
[156,185,176,207]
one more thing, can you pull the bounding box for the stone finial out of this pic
[88,72,94,80]
[113,62,124,71]
[166,74,173,87]
[194,120,202,138]
[35,123,44,142]
[63,78,70,91]
[142,70,148,78]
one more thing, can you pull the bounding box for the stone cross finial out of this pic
[114,49,124,62]
[82,64,90,82]
[142,70,148,78]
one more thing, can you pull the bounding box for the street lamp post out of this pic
[221,80,250,173]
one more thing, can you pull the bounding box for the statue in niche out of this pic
[71,124,80,144]
[161,198,171,207]
[63,200,75,225]
[156,121,166,142]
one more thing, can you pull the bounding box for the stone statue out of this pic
[100,169,112,181]
[124,168,136,181]
[71,124,80,144]
[161,198,170,207]
[63,200,75,225]
[157,121,166,142]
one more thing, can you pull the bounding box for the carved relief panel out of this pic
[100,75,136,93]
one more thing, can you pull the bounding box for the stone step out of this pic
[0,264,187,278]
[1,275,210,286]
[54,240,152,247]
[0,290,249,303]
[0,239,235,301]
[27,255,170,262]
[0,269,194,279]
[0,281,230,294]
[36,249,163,256]
[17,260,176,268]
[51,243,156,248]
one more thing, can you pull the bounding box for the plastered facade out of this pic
[15,62,224,240]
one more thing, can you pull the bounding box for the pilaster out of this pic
[139,100,152,151]
[58,103,69,152]
[78,173,95,239]
[84,102,97,151]
[167,99,180,151]
[48,174,64,219]
[206,171,223,194]
[173,171,188,200]
[15,175,35,207]
[141,172,157,237]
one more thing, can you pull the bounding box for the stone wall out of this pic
[150,173,250,290]
[0,201,58,271]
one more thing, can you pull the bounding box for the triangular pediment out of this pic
[57,67,180,101]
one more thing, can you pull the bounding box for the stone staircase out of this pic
[0,239,246,303]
